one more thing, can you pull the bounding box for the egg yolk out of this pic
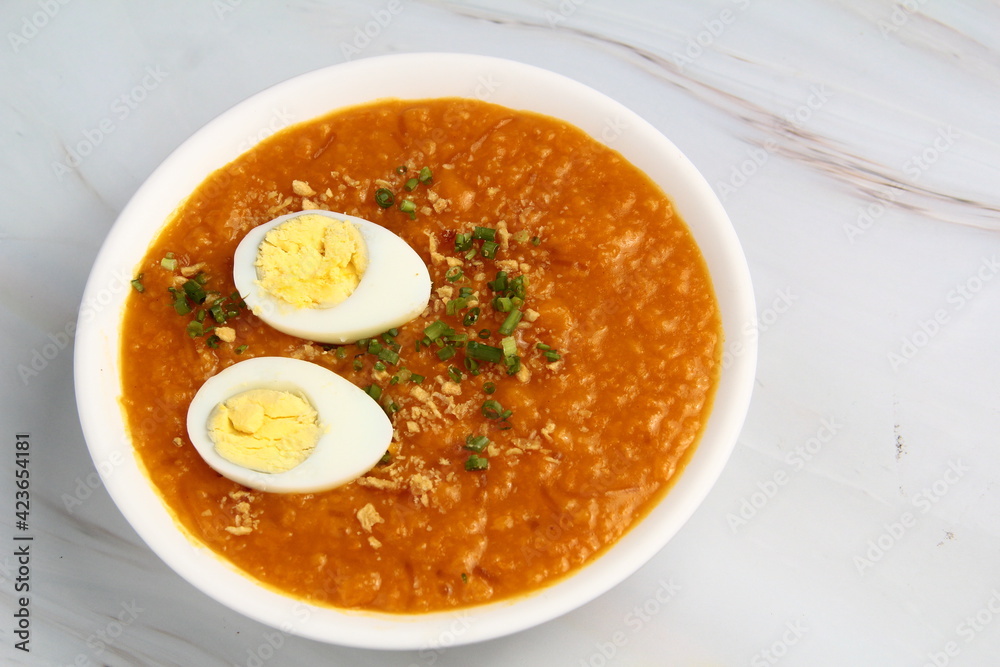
[208,388,321,473]
[255,214,368,308]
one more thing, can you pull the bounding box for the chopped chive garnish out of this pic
[464,434,490,452]
[465,455,489,471]
[335,347,347,359]
[365,384,382,400]
[418,166,433,184]
[544,350,562,362]
[368,340,383,354]
[235,344,248,354]
[374,188,395,208]
[399,199,417,219]
[466,341,504,363]
[194,272,209,285]
[499,309,523,335]
[410,373,425,384]
[483,382,496,395]
[536,343,552,350]
[374,361,386,372]
[131,277,145,293]
[353,358,364,371]
[205,335,221,349]
[390,375,400,385]
[404,177,419,191]
[448,366,463,383]
[445,266,464,283]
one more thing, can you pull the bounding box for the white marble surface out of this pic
[2,0,999,665]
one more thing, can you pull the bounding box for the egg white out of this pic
[185,356,391,493]
[233,210,431,344]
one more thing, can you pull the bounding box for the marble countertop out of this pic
[3,1,999,665]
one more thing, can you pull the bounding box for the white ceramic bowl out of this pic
[74,53,756,649]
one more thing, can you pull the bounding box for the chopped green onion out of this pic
[409,373,425,384]
[399,199,417,219]
[374,188,395,208]
[513,230,530,243]
[182,279,207,304]
[205,335,221,349]
[500,336,518,358]
[437,345,457,361]
[504,355,521,376]
[374,361,386,372]
[353,358,364,371]
[194,272,209,285]
[499,309,523,335]
[464,434,490,452]
[404,177,419,191]
[160,256,178,271]
[130,277,145,293]
[544,350,562,362]
[483,382,496,395]
[478,328,491,339]
[488,271,508,292]
[510,275,528,299]
[186,320,212,338]
[378,348,400,365]
[463,307,481,326]
[531,235,541,246]
[473,226,497,241]
[379,450,392,465]
[418,166,433,184]
[465,455,489,471]
[368,340,383,355]
[482,399,504,419]
[209,302,227,324]
[455,233,473,252]
[396,165,407,174]
[424,320,452,341]
[235,344,248,355]
[480,241,499,259]
[335,347,347,359]
[446,297,468,316]
[445,266,464,283]
[494,296,513,313]
[466,341,504,363]
[365,384,382,400]
[448,366,463,383]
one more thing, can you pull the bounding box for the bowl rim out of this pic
[74,52,756,649]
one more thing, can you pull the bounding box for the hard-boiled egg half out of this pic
[232,209,431,344]
[186,356,392,493]
[186,210,429,492]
